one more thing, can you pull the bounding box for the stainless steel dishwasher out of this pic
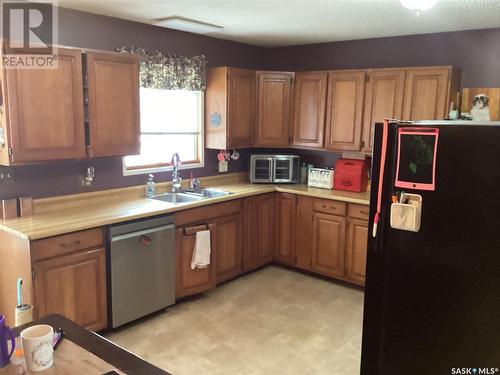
[107,216,175,328]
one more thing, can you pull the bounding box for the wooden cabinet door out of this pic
[311,212,346,278]
[256,72,293,147]
[346,218,368,286]
[33,247,107,331]
[214,213,243,284]
[243,194,275,271]
[325,70,366,151]
[3,48,85,163]
[275,193,297,265]
[402,66,451,121]
[362,68,405,153]
[176,224,216,299]
[258,193,275,265]
[87,51,140,158]
[292,72,327,148]
[227,68,255,148]
[243,197,259,272]
[295,196,313,271]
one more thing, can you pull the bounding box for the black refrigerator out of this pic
[361,121,500,375]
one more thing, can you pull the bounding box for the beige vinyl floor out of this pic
[106,266,365,375]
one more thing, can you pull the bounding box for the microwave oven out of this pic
[250,155,299,184]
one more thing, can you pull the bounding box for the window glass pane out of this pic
[124,134,198,168]
[140,88,201,133]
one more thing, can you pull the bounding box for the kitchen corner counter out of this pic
[0,174,370,241]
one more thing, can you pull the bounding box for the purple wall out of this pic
[265,27,500,88]
[2,8,500,200]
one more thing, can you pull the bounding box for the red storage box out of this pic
[334,158,368,192]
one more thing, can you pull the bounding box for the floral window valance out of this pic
[117,46,207,91]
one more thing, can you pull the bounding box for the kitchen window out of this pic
[123,88,204,175]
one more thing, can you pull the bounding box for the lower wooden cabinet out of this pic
[295,196,313,271]
[214,213,243,284]
[275,193,297,265]
[175,223,216,299]
[33,246,107,331]
[311,212,346,278]
[346,218,368,286]
[243,193,275,272]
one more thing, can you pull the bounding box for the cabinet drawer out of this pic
[32,228,104,261]
[313,199,346,216]
[348,204,370,220]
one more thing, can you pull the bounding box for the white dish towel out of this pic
[191,230,211,269]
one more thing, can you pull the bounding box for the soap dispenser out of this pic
[146,174,155,198]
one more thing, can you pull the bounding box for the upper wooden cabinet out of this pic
[362,68,406,153]
[86,51,140,158]
[292,72,328,148]
[402,66,460,121]
[325,70,366,151]
[255,71,294,147]
[205,67,255,149]
[0,48,86,164]
[0,48,141,165]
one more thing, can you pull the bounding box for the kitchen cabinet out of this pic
[362,68,406,153]
[294,196,313,271]
[0,48,141,165]
[0,48,86,164]
[311,211,346,279]
[214,212,243,284]
[346,218,368,286]
[176,223,217,299]
[325,70,366,151]
[292,72,328,148]
[32,228,107,331]
[402,66,460,121]
[86,51,140,158]
[255,72,294,147]
[275,193,297,265]
[205,67,255,149]
[243,193,275,272]
[175,200,242,298]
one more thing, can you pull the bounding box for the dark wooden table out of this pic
[12,314,169,375]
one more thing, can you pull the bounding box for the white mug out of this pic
[20,324,54,372]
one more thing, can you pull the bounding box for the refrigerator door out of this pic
[361,122,500,375]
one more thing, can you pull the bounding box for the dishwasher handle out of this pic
[111,224,175,242]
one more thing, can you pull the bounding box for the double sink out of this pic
[150,188,233,205]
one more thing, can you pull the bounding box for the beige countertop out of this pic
[0,174,370,241]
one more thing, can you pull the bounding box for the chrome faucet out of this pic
[171,153,182,192]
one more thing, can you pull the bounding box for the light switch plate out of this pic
[218,160,228,173]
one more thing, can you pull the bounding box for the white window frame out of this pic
[123,91,205,176]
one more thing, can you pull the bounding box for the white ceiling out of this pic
[57,0,500,47]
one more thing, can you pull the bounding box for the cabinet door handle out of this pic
[360,210,368,215]
[184,224,209,236]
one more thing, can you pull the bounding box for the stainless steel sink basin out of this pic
[191,188,233,198]
[150,188,232,205]
[150,192,204,204]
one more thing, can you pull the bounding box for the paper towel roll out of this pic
[15,304,33,326]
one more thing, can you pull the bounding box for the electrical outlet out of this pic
[0,167,14,184]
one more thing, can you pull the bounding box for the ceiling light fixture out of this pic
[152,16,223,34]
[400,0,437,11]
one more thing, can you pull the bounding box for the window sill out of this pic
[122,161,205,176]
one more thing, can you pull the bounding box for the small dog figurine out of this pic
[471,94,491,121]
